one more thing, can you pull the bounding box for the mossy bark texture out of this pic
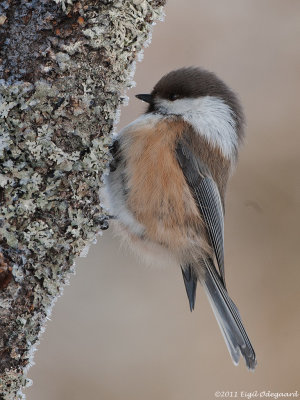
[0,0,165,398]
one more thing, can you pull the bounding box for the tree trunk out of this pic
[0,1,165,398]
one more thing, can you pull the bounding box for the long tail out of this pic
[202,259,257,370]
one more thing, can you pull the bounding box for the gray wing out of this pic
[176,139,226,286]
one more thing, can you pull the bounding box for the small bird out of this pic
[105,67,256,370]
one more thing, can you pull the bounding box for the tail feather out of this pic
[202,259,257,370]
[181,265,197,311]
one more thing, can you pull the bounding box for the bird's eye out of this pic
[168,93,179,101]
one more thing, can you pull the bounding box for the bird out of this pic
[104,67,257,370]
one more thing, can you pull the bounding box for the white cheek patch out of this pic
[157,96,238,160]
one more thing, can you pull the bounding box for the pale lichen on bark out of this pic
[0,0,165,398]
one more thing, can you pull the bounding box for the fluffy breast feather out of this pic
[119,117,209,258]
[106,113,230,266]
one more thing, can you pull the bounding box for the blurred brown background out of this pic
[26,1,300,399]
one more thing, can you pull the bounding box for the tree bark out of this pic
[0,0,165,398]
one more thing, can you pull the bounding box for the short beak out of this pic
[135,93,153,104]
